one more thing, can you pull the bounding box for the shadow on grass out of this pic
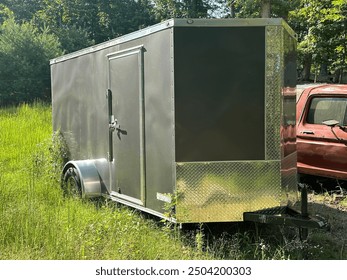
[86,190,346,260]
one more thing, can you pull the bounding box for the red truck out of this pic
[296,84,347,183]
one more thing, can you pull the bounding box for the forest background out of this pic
[0,0,346,106]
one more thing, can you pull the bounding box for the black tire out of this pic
[62,166,82,198]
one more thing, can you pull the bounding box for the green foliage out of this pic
[95,0,156,42]
[153,0,211,21]
[0,0,43,24]
[54,25,94,53]
[0,3,14,24]
[153,0,186,20]
[233,0,263,18]
[33,0,157,45]
[231,0,299,19]
[289,0,347,81]
[181,0,211,18]
[0,16,62,106]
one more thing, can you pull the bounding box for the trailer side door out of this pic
[107,46,145,205]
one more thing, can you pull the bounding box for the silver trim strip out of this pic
[106,44,144,59]
[110,191,144,206]
[109,193,176,222]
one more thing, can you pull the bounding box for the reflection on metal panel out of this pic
[265,25,282,161]
[176,161,281,223]
[281,28,298,207]
[52,54,109,162]
[281,151,298,207]
[140,28,176,213]
[265,25,298,207]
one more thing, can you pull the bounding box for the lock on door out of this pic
[109,115,120,132]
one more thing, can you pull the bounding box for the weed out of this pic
[195,223,205,252]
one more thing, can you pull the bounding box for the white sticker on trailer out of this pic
[156,193,172,203]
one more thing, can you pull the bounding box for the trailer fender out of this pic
[62,159,107,198]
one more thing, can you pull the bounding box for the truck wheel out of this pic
[62,166,82,198]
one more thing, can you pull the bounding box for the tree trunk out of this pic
[192,0,197,18]
[261,0,271,18]
[319,63,328,77]
[334,68,341,83]
[302,54,312,81]
[230,1,236,18]
[319,63,328,82]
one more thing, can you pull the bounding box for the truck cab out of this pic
[296,84,347,181]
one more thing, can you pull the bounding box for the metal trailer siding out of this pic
[52,27,176,214]
[51,18,297,223]
[103,29,176,212]
[52,54,108,161]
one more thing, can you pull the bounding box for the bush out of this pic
[0,16,62,106]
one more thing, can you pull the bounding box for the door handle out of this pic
[301,130,314,135]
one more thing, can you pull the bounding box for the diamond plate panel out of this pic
[281,151,299,208]
[281,29,299,209]
[175,161,282,223]
[265,25,283,160]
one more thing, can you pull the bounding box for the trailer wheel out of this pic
[62,166,82,198]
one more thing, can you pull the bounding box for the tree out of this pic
[34,0,156,47]
[0,16,63,106]
[261,0,271,18]
[55,25,94,53]
[95,0,156,42]
[153,0,211,21]
[184,0,211,17]
[0,0,43,23]
[289,0,347,82]
[328,0,347,83]
[33,0,98,50]
[231,0,299,19]
[152,0,185,20]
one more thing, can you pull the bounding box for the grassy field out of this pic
[0,103,208,259]
[0,103,345,260]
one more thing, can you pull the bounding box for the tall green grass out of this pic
[0,103,208,259]
[0,103,343,260]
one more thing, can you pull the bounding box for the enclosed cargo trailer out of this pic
[51,18,325,228]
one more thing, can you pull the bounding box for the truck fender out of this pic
[62,159,107,198]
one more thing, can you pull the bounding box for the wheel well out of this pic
[62,164,82,197]
[61,160,104,198]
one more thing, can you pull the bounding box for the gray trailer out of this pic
[51,18,325,228]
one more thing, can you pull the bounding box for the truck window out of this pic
[307,97,347,126]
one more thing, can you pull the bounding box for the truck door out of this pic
[107,46,145,206]
[297,94,347,179]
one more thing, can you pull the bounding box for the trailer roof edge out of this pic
[50,18,294,65]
